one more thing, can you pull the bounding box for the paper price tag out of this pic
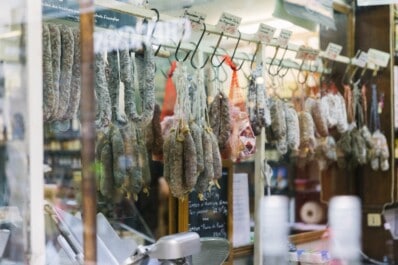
[352,51,367,68]
[325,43,343,60]
[216,12,242,35]
[296,46,319,61]
[184,9,207,31]
[257,23,276,44]
[277,29,292,48]
[368,48,390,68]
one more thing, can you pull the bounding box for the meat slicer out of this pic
[45,205,230,265]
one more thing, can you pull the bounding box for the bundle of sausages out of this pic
[42,24,81,123]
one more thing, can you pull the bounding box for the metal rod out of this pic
[79,0,97,264]
[94,0,378,70]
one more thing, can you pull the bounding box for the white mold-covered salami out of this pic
[94,53,112,128]
[57,25,74,120]
[129,45,156,126]
[209,92,231,149]
[183,128,198,191]
[351,128,367,165]
[321,94,338,128]
[270,98,287,141]
[190,121,204,175]
[195,129,214,198]
[107,50,124,123]
[336,92,349,133]
[42,24,54,122]
[311,99,329,137]
[298,111,316,151]
[65,27,81,120]
[284,103,300,151]
[48,24,61,121]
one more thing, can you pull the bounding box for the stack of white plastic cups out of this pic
[261,195,289,265]
[329,196,362,265]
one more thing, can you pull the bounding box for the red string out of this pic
[224,55,245,111]
[160,61,177,121]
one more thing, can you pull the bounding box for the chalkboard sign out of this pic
[187,162,232,239]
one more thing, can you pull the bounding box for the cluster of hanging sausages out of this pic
[162,64,223,200]
[93,43,156,202]
[42,24,81,122]
[43,23,390,208]
[257,76,389,171]
[43,24,159,204]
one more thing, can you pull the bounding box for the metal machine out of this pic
[45,205,230,265]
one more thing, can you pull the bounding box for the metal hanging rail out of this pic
[95,0,380,72]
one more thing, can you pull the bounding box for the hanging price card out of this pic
[296,46,319,61]
[367,48,390,68]
[325,43,343,60]
[216,12,242,35]
[184,9,207,31]
[276,29,292,48]
[352,51,367,68]
[257,23,276,44]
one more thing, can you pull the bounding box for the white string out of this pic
[192,70,202,123]
[262,159,273,196]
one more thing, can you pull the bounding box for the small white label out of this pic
[277,29,292,48]
[325,43,343,60]
[184,9,207,31]
[257,23,276,44]
[216,12,242,35]
[368,48,390,68]
[357,0,398,6]
[353,51,368,68]
[296,46,319,61]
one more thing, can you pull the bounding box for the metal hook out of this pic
[149,8,160,37]
[233,57,245,71]
[348,65,359,84]
[154,44,162,57]
[211,54,228,83]
[341,50,361,86]
[230,31,241,62]
[359,64,368,80]
[297,59,308,85]
[190,23,210,69]
[341,60,353,86]
[229,31,245,71]
[174,25,191,62]
[238,53,253,81]
[210,32,226,67]
[268,45,288,76]
[320,58,335,84]
[250,43,260,69]
[352,64,368,85]
[278,65,289,78]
